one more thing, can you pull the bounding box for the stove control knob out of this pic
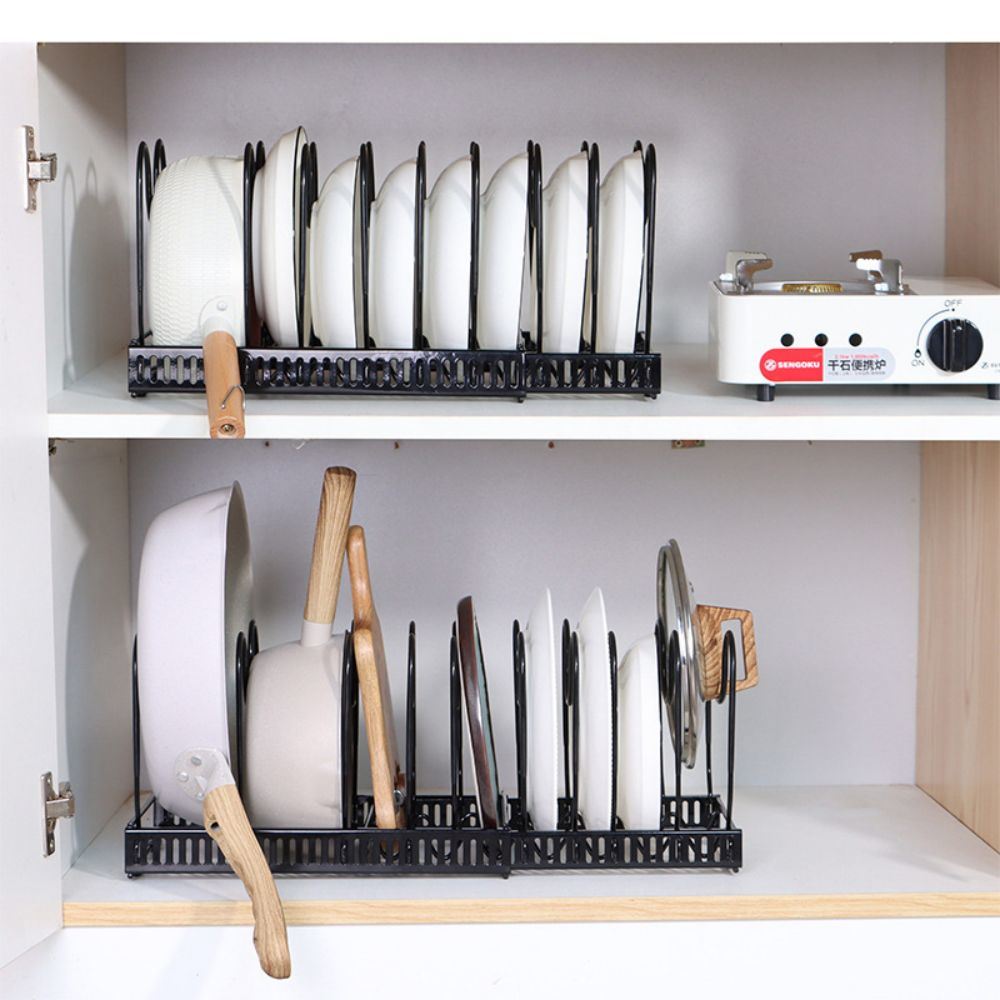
[926,318,983,372]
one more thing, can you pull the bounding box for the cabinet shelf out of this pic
[47,347,1000,442]
[62,786,1000,927]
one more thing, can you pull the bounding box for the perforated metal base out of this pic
[124,793,740,877]
[127,343,661,398]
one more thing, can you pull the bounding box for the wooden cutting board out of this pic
[347,525,406,829]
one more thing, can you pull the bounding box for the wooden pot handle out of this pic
[203,329,245,439]
[693,605,759,701]
[203,782,291,979]
[347,526,406,829]
[346,524,375,628]
[303,467,357,628]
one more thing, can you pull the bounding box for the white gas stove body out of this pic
[709,276,1000,400]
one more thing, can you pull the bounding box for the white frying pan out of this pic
[147,155,247,438]
[136,483,290,978]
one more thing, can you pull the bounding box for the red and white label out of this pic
[759,348,824,382]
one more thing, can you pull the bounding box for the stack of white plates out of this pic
[304,142,648,355]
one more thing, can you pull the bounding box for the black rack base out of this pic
[127,343,662,398]
[125,793,740,878]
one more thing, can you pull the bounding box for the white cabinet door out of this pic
[0,42,63,968]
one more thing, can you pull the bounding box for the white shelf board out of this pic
[63,786,999,925]
[47,348,1000,442]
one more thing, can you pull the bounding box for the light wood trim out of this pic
[946,43,1000,285]
[203,784,291,979]
[63,892,1000,928]
[203,330,245,439]
[303,467,356,627]
[917,443,1000,851]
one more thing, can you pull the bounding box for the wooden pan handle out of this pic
[347,526,405,828]
[346,524,375,629]
[203,330,245,439]
[693,605,759,701]
[353,625,406,829]
[203,783,290,979]
[303,467,357,627]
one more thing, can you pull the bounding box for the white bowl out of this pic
[541,151,588,353]
[595,150,644,353]
[368,158,417,349]
[477,153,528,350]
[310,157,359,349]
[423,155,473,350]
[253,127,309,347]
[147,155,246,347]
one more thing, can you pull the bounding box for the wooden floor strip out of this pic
[64,892,1000,927]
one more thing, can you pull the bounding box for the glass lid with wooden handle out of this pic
[658,540,761,773]
[657,540,701,769]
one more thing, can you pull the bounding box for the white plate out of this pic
[576,586,614,829]
[369,158,417,349]
[477,152,529,350]
[595,150,644,353]
[253,127,308,347]
[524,588,559,830]
[148,155,246,346]
[541,151,588,353]
[310,157,359,349]
[423,155,472,350]
[616,633,662,829]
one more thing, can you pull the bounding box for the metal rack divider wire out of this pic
[296,139,319,347]
[340,626,360,829]
[412,141,426,350]
[468,142,481,350]
[355,141,375,349]
[449,623,471,830]
[129,138,659,397]
[635,141,656,352]
[581,140,600,353]
[524,139,544,350]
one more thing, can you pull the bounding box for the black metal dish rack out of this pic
[128,137,660,399]
[125,610,743,877]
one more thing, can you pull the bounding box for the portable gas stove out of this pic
[709,250,1000,401]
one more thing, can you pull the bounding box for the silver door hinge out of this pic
[21,125,57,213]
[42,772,74,857]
